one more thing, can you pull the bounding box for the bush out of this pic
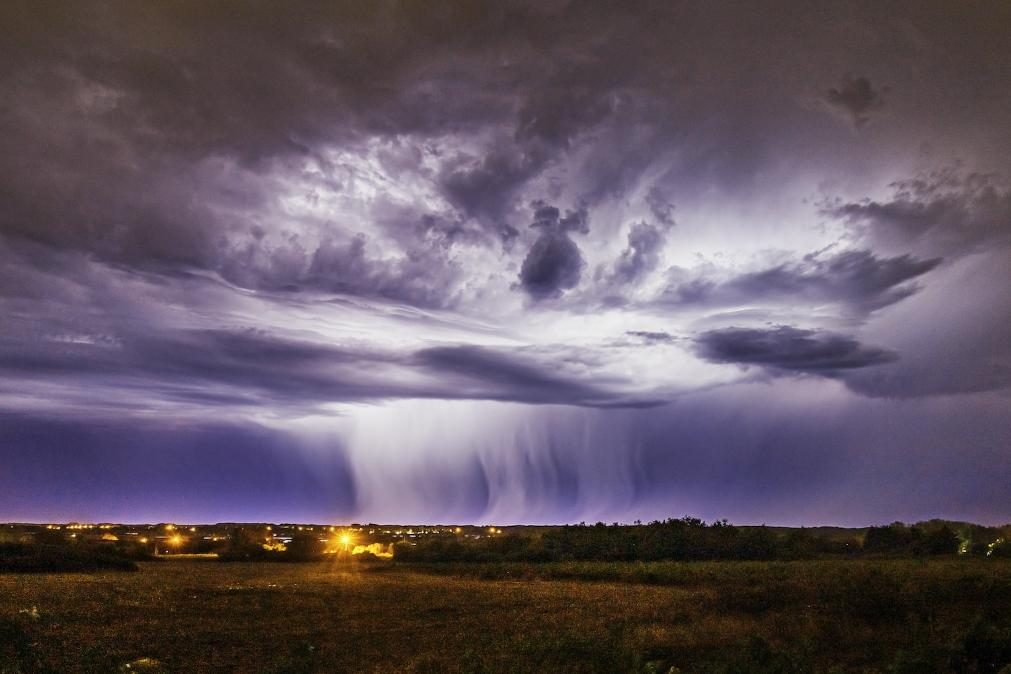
[951,618,1011,672]
[284,533,325,562]
[0,543,138,572]
[917,525,960,555]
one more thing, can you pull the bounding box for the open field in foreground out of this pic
[3,558,1011,673]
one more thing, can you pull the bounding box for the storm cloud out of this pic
[695,326,897,376]
[517,203,589,300]
[1,1,1010,525]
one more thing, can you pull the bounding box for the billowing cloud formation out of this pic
[826,168,1011,257]
[1,1,1010,525]
[611,222,667,286]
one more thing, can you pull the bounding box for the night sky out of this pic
[2,2,1009,525]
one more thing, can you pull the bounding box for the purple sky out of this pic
[1,1,1009,525]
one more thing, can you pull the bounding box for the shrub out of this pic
[0,543,138,572]
[951,618,1011,672]
[820,568,907,624]
[284,533,325,562]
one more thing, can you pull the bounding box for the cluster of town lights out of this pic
[27,522,519,559]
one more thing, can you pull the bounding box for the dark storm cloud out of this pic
[517,202,589,300]
[518,233,585,300]
[1,2,524,163]
[0,2,511,295]
[826,168,1011,257]
[625,331,677,344]
[823,75,886,128]
[529,203,590,235]
[661,249,940,315]
[695,326,896,376]
[0,0,638,284]
[437,143,545,241]
[2,0,1004,304]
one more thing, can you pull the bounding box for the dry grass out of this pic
[2,558,1011,672]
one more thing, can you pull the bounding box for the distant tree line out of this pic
[865,520,1010,557]
[395,518,840,563]
[4,519,1008,570]
[862,521,960,556]
[393,518,1003,563]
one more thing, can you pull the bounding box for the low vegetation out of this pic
[2,558,1011,672]
[394,518,997,563]
[0,543,140,573]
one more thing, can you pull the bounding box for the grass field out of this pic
[3,558,1011,673]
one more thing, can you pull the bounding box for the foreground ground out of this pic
[3,558,1011,673]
